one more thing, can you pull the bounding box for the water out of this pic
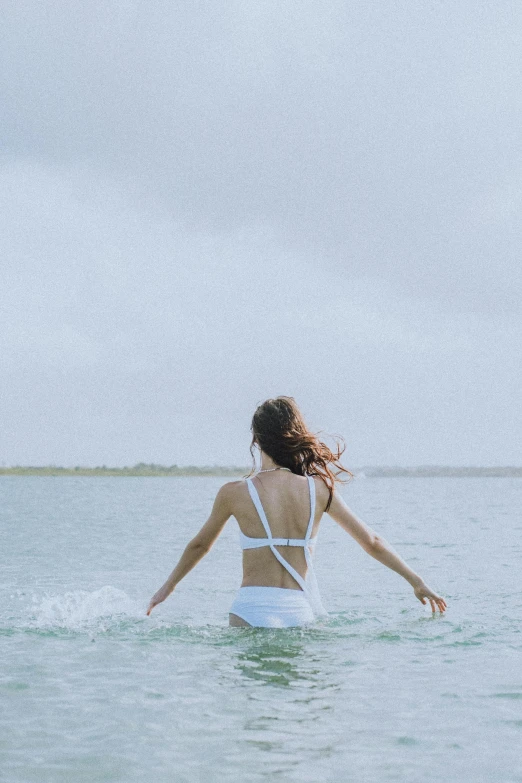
[1,476,521,782]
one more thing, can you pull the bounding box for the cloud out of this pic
[1,4,521,465]
[2,2,521,312]
[2,159,520,465]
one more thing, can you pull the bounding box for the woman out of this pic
[146,397,447,626]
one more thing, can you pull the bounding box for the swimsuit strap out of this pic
[245,478,273,540]
[305,476,316,541]
[245,478,309,594]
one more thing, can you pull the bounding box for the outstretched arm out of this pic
[327,489,447,614]
[146,483,233,615]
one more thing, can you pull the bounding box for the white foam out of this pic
[30,585,141,631]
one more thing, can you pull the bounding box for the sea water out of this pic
[1,476,521,782]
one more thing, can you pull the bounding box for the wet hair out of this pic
[248,396,352,511]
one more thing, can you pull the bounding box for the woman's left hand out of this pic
[146,586,172,616]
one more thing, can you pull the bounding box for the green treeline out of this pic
[359,466,522,478]
[0,463,248,477]
[0,464,521,477]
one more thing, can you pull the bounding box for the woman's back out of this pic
[230,471,328,591]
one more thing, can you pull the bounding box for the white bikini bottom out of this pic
[229,586,315,628]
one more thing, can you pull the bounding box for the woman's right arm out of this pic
[327,489,447,614]
[146,482,233,616]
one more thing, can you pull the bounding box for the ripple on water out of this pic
[374,631,402,642]
[395,736,420,746]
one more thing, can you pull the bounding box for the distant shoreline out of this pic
[1,464,521,478]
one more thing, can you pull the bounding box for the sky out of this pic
[1,1,521,467]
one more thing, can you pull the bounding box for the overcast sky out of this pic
[1,1,521,467]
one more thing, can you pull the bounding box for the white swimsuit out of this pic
[229,475,327,627]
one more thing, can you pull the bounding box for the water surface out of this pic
[1,476,521,782]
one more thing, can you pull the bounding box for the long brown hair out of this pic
[247,396,352,512]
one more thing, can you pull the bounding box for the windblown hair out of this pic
[248,396,352,512]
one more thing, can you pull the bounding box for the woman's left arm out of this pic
[146,482,234,615]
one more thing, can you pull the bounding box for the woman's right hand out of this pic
[413,582,447,613]
[146,585,172,616]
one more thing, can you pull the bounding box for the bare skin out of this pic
[146,451,447,621]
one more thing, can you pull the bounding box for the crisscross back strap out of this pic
[245,477,316,595]
[245,478,272,540]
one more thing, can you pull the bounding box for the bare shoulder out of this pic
[214,478,247,505]
[219,478,246,492]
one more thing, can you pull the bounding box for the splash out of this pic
[29,586,141,632]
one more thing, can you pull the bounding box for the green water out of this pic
[1,477,521,781]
